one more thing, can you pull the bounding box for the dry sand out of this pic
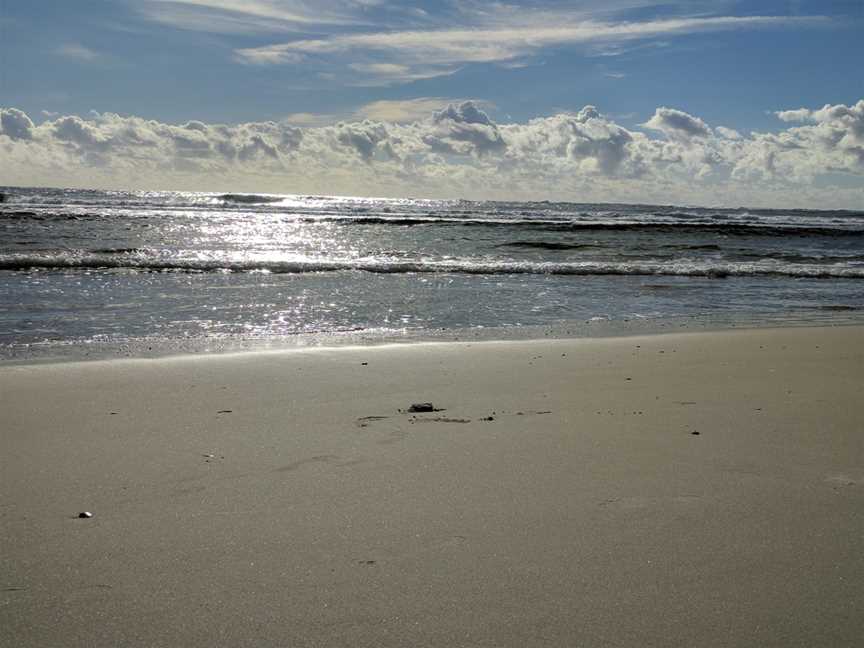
[1,326,863,647]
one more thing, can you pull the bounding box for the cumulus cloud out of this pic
[715,126,742,140]
[502,105,640,177]
[775,108,813,123]
[1,99,862,209]
[427,101,506,156]
[53,115,112,151]
[0,109,35,140]
[768,100,864,172]
[643,107,711,141]
[335,121,391,161]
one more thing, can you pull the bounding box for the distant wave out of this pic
[314,217,864,237]
[89,247,146,255]
[4,204,864,237]
[3,253,863,279]
[4,205,864,238]
[497,241,730,252]
[496,241,603,250]
[218,193,285,204]
[0,210,98,221]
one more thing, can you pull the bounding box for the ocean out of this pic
[1,186,863,362]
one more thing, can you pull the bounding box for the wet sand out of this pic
[1,326,862,647]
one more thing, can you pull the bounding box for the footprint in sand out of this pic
[825,475,856,490]
[355,415,390,428]
[274,455,339,472]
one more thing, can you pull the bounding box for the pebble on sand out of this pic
[408,403,436,413]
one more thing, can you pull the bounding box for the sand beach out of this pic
[1,325,862,647]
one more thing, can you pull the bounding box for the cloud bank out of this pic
[1,100,862,209]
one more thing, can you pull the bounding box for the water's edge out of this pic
[4,310,863,367]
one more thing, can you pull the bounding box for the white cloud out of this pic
[235,49,305,65]
[127,2,830,87]
[283,98,478,126]
[715,126,742,140]
[775,108,813,123]
[56,43,100,62]
[349,63,410,76]
[235,15,826,84]
[766,100,864,173]
[0,109,35,140]
[283,112,342,127]
[136,0,369,33]
[1,100,862,209]
[643,107,711,140]
[354,98,468,123]
[342,62,461,85]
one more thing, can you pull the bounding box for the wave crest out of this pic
[2,253,863,279]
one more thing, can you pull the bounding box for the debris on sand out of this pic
[78,512,93,519]
[408,402,438,413]
[413,417,470,424]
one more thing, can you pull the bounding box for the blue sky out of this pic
[2,1,861,129]
[0,1,862,206]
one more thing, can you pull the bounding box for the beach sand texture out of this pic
[2,327,863,647]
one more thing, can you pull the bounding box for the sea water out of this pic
[2,186,863,361]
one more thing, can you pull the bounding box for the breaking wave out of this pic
[2,253,863,279]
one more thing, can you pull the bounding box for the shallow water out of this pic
[2,186,863,361]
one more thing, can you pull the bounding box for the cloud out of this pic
[767,100,864,172]
[235,50,305,65]
[56,43,100,62]
[0,108,35,140]
[238,133,280,161]
[1,99,862,209]
[283,112,341,127]
[775,108,813,123]
[234,15,826,84]
[283,98,479,126]
[136,0,368,33]
[433,102,495,126]
[715,126,742,140]
[643,107,711,140]
[354,98,467,123]
[343,62,460,85]
[427,101,506,156]
[53,115,112,150]
[503,105,640,176]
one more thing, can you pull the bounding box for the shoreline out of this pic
[4,309,864,367]
[2,325,863,646]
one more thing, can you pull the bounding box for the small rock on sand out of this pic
[78,512,93,519]
[408,403,436,413]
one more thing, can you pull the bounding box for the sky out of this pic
[0,0,863,207]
